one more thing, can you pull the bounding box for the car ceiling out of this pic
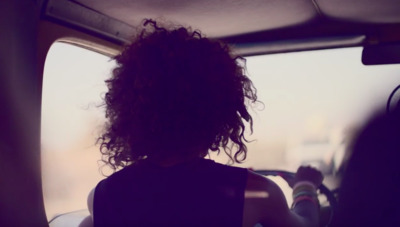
[75,0,400,37]
[44,0,400,55]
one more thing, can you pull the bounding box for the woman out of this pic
[88,20,323,227]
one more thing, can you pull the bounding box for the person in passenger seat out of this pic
[333,103,400,227]
[88,19,323,227]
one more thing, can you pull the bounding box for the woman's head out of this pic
[99,20,257,170]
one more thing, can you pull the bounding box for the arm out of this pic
[243,167,323,227]
[78,188,95,227]
[87,188,95,218]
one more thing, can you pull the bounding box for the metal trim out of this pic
[43,0,135,44]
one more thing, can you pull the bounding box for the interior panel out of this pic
[317,0,400,23]
[76,0,319,37]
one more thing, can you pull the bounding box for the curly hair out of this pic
[98,20,258,170]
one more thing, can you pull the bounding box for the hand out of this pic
[290,166,324,188]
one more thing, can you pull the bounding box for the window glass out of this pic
[41,42,115,220]
[212,47,400,188]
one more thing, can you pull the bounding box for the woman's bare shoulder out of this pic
[246,170,283,194]
[243,170,290,227]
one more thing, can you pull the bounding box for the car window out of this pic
[211,47,400,186]
[41,42,115,220]
[42,44,400,220]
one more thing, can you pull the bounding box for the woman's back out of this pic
[94,158,247,226]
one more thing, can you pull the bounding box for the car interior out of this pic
[1,0,400,226]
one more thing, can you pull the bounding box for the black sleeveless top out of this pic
[93,158,248,226]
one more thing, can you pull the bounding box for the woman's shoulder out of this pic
[246,171,283,195]
[202,158,248,171]
[243,171,293,226]
[96,164,144,187]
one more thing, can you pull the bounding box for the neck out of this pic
[147,149,208,167]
